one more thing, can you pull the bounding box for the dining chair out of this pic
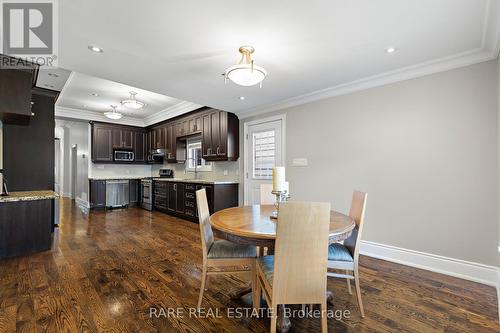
[260,183,275,205]
[327,191,367,317]
[255,202,331,333]
[196,189,259,309]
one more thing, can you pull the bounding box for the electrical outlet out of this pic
[292,158,308,167]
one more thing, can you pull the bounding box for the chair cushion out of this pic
[328,243,354,262]
[257,255,275,287]
[207,240,257,259]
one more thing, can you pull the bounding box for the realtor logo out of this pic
[1,0,58,67]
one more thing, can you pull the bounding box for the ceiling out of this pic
[55,72,201,121]
[54,0,498,118]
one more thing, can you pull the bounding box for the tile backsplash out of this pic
[151,161,239,181]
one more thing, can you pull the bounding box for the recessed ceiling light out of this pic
[47,73,59,78]
[88,45,103,53]
[386,47,397,54]
[44,84,55,88]
[239,96,245,100]
[91,93,99,97]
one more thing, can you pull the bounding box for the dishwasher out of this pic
[106,180,130,208]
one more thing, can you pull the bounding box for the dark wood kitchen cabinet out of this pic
[112,128,133,150]
[91,107,239,164]
[153,180,238,222]
[133,130,146,162]
[89,180,107,209]
[129,179,140,207]
[202,110,238,161]
[166,182,184,214]
[165,123,177,162]
[91,124,113,162]
[0,57,37,124]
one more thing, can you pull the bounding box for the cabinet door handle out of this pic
[216,147,220,155]
[174,184,177,191]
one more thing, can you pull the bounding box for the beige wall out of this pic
[241,60,498,266]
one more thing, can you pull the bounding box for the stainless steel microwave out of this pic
[114,150,135,162]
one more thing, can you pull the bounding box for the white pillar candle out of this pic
[272,167,286,192]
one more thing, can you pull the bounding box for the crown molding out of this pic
[55,106,145,127]
[238,2,500,119]
[143,101,203,126]
[238,49,495,119]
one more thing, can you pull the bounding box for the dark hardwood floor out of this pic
[0,198,498,332]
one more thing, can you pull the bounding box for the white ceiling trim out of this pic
[55,106,145,127]
[143,101,203,126]
[238,2,500,119]
[238,48,495,119]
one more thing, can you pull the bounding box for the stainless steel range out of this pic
[141,178,152,211]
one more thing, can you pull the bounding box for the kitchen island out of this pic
[0,190,57,259]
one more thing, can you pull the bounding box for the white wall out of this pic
[55,119,90,206]
[241,60,498,267]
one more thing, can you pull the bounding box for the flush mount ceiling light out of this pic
[386,47,397,54]
[224,46,267,87]
[121,91,145,109]
[104,105,123,120]
[88,45,103,53]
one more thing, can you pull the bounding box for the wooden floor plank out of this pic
[0,198,498,333]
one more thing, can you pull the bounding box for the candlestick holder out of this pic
[270,190,290,219]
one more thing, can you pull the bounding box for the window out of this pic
[252,130,275,179]
[186,138,212,172]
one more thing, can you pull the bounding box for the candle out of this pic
[272,167,286,192]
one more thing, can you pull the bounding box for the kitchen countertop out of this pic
[88,176,145,180]
[0,190,58,203]
[152,178,239,185]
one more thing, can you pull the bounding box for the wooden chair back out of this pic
[260,183,275,205]
[196,189,214,260]
[343,191,367,263]
[272,202,331,304]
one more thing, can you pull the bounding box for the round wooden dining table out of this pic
[210,204,356,332]
[210,204,356,250]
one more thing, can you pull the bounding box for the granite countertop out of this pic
[88,176,145,180]
[152,178,239,185]
[0,190,59,203]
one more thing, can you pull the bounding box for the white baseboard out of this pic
[497,269,500,322]
[360,240,499,287]
[75,197,90,209]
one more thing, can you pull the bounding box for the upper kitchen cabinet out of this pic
[91,123,113,162]
[165,123,177,162]
[133,130,146,162]
[188,115,202,135]
[202,110,239,161]
[151,126,166,150]
[91,122,146,163]
[0,61,37,124]
[112,127,134,150]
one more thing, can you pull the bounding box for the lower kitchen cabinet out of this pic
[89,180,106,209]
[153,180,238,222]
[129,179,140,207]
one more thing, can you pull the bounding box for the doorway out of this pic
[71,145,77,199]
[243,115,285,205]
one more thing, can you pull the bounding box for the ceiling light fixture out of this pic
[239,96,245,100]
[224,46,267,87]
[88,45,104,53]
[386,47,397,54]
[104,105,123,120]
[121,91,145,109]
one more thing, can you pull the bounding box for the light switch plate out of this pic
[292,158,308,167]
